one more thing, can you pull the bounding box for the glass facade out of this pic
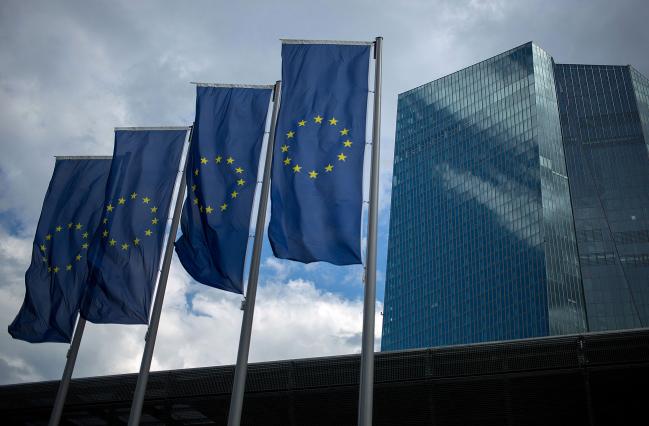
[555,64,649,330]
[382,43,587,350]
[533,48,586,336]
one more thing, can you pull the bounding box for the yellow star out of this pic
[231,191,238,198]
[143,197,151,204]
[109,239,116,246]
[309,170,318,179]
[191,184,197,192]
[151,206,158,213]
[340,128,349,135]
[152,217,159,225]
[215,156,222,163]
[82,243,89,249]
[145,229,152,236]
[338,153,347,161]
[133,238,140,246]
[48,266,52,272]
[193,198,199,205]
[75,223,82,230]
[121,243,129,250]
[194,169,199,176]
[237,179,245,186]
[329,117,338,125]
[68,223,73,229]
[118,197,126,205]
[325,164,334,172]
[293,164,302,173]
[235,167,244,174]
[66,264,72,271]
[205,205,214,214]
[220,203,228,211]
[284,157,291,165]
[42,257,47,263]
[227,157,235,164]
[131,192,138,199]
[281,145,289,152]
[45,234,52,241]
[286,131,295,139]
[103,218,108,224]
[200,157,208,164]
[314,115,323,124]
[343,140,352,147]
[76,254,82,261]
[53,266,59,273]
[56,225,62,232]
[199,205,203,212]
[298,120,306,126]
[106,204,114,212]
[82,231,89,238]
[39,244,46,252]
[102,229,109,237]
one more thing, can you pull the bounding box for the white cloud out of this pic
[262,256,293,282]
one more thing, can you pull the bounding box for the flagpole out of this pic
[358,36,382,426]
[227,80,281,426]
[127,126,193,426]
[47,316,86,426]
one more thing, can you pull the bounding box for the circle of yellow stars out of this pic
[191,154,247,216]
[38,221,90,275]
[281,115,353,179]
[101,192,159,253]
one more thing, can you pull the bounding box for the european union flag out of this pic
[8,157,111,343]
[175,85,271,294]
[81,128,188,324]
[269,42,371,265]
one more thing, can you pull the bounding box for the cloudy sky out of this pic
[1,0,648,385]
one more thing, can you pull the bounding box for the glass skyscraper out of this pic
[382,42,649,350]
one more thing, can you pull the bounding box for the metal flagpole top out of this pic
[191,82,275,89]
[54,156,112,160]
[280,39,374,45]
[114,126,191,131]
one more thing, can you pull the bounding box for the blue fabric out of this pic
[8,158,111,343]
[81,129,187,324]
[269,43,371,265]
[175,86,271,294]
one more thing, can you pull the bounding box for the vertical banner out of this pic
[8,157,111,343]
[175,84,272,294]
[269,41,371,265]
[81,128,188,324]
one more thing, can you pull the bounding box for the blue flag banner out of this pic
[8,158,111,343]
[269,42,371,265]
[175,85,272,294]
[81,128,188,324]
